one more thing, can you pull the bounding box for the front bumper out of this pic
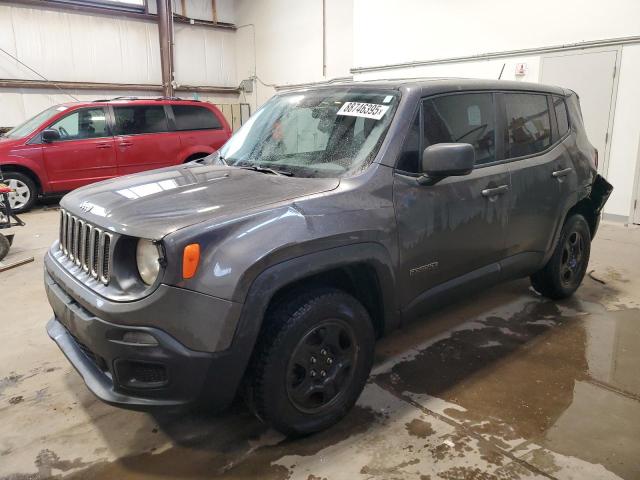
[44,253,248,411]
[46,317,206,408]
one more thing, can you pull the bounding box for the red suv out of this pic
[0,98,232,212]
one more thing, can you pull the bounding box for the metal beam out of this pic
[156,0,174,97]
[211,0,217,23]
[350,35,640,74]
[0,78,240,95]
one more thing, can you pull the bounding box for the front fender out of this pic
[1,156,48,190]
[215,242,399,401]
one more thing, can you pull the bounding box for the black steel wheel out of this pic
[286,319,357,414]
[245,288,375,436]
[531,213,591,299]
[559,230,585,288]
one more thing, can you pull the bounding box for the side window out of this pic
[503,94,551,159]
[48,108,108,140]
[397,109,420,173]
[553,95,570,138]
[173,105,222,131]
[113,106,169,135]
[424,93,496,166]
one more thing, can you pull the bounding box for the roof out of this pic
[281,77,568,96]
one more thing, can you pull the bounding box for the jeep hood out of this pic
[61,164,339,239]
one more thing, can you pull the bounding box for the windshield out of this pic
[3,105,68,139]
[217,88,399,178]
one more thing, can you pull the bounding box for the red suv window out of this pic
[113,106,169,135]
[172,105,222,131]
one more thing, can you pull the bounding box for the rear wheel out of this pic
[2,172,37,213]
[530,214,591,299]
[245,288,375,436]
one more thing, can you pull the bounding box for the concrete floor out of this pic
[1,207,639,480]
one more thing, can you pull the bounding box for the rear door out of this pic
[170,104,230,154]
[41,107,116,191]
[393,92,510,311]
[112,104,182,175]
[501,92,574,258]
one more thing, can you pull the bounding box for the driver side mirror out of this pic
[42,129,61,143]
[418,143,475,185]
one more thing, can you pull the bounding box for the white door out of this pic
[541,49,618,176]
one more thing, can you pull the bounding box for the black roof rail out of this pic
[93,96,140,102]
[154,96,200,102]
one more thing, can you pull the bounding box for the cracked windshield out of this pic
[213,88,399,178]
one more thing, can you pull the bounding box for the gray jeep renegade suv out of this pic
[45,79,612,435]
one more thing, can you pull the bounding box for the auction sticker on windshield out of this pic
[337,102,389,120]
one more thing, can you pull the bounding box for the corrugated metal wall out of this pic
[0,1,240,127]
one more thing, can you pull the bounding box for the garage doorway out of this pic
[540,49,620,176]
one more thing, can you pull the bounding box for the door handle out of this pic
[118,141,133,147]
[95,143,111,149]
[552,167,572,178]
[481,185,509,197]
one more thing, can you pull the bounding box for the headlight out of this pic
[136,239,161,285]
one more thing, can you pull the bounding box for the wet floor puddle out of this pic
[372,279,640,479]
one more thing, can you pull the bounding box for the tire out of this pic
[245,288,375,436]
[2,172,37,213]
[530,213,591,299]
[0,234,9,261]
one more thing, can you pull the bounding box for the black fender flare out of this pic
[543,174,613,265]
[214,242,398,400]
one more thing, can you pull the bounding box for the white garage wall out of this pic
[0,4,161,84]
[173,23,237,87]
[235,0,353,108]
[352,0,640,70]
[354,56,541,83]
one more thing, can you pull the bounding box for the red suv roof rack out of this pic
[93,96,140,102]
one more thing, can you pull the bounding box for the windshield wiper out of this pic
[239,165,294,177]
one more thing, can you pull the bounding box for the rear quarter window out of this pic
[172,105,223,131]
[553,96,570,138]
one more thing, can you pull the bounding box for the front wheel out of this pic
[530,213,591,299]
[2,172,37,213]
[245,288,375,436]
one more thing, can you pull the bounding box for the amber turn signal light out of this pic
[182,243,200,279]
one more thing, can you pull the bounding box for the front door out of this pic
[42,107,117,192]
[393,92,510,313]
[112,105,182,176]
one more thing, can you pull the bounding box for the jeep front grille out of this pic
[58,209,112,285]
